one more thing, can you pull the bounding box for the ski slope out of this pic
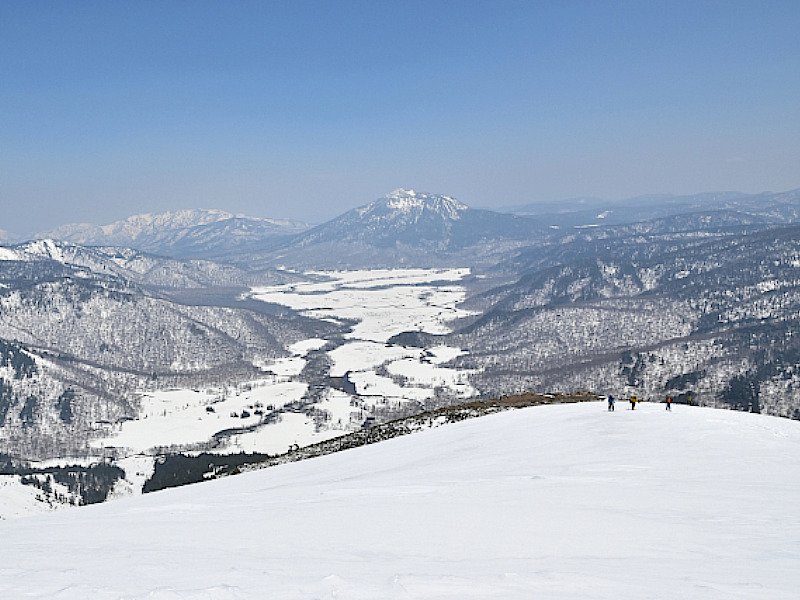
[1,402,799,599]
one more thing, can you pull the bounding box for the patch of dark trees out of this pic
[717,325,800,417]
[142,452,272,493]
[0,339,37,379]
[0,379,13,424]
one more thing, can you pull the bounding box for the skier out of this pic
[666,396,672,411]
[607,395,615,411]
[630,395,638,410]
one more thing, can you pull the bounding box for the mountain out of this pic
[0,240,339,459]
[1,402,798,598]
[0,238,302,289]
[6,185,800,518]
[247,189,548,269]
[37,209,309,260]
[396,222,800,419]
[502,188,800,229]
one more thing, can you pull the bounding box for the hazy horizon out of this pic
[3,1,799,235]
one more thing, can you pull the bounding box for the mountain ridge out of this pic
[35,208,310,260]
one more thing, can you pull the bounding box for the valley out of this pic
[92,268,478,458]
[4,188,800,517]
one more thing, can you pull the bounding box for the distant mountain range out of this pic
[25,188,800,269]
[501,189,800,229]
[20,190,548,268]
[36,209,309,260]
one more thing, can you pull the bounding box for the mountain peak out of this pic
[387,188,419,198]
[376,189,468,218]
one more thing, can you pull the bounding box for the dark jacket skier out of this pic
[607,395,615,411]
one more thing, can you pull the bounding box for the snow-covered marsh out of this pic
[87,270,476,465]
[249,268,474,341]
[249,268,479,412]
[1,402,798,599]
[92,380,309,453]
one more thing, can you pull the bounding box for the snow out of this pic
[92,381,309,453]
[250,268,478,400]
[89,270,475,459]
[0,247,19,260]
[108,455,157,499]
[328,341,419,377]
[257,355,307,377]
[288,337,327,354]
[0,476,67,519]
[383,189,468,213]
[349,370,431,401]
[386,354,475,390]
[224,390,356,455]
[1,402,798,598]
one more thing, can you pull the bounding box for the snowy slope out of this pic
[1,402,799,599]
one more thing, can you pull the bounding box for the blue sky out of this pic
[2,1,799,234]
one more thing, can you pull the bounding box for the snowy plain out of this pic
[1,401,798,599]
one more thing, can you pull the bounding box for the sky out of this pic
[2,1,800,235]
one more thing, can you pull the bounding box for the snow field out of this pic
[250,268,478,402]
[386,355,475,391]
[93,380,308,453]
[249,268,475,342]
[1,402,798,599]
[349,369,431,401]
[225,390,357,455]
[327,340,419,377]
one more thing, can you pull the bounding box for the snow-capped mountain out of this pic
[251,189,547,268]
[39,208,244,244]
[296,189,471,245]
[1,402,798,598]
[37,209,309,260]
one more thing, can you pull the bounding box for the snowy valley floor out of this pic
[1,401,799,599]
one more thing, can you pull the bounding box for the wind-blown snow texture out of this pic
[1,402,798,599]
